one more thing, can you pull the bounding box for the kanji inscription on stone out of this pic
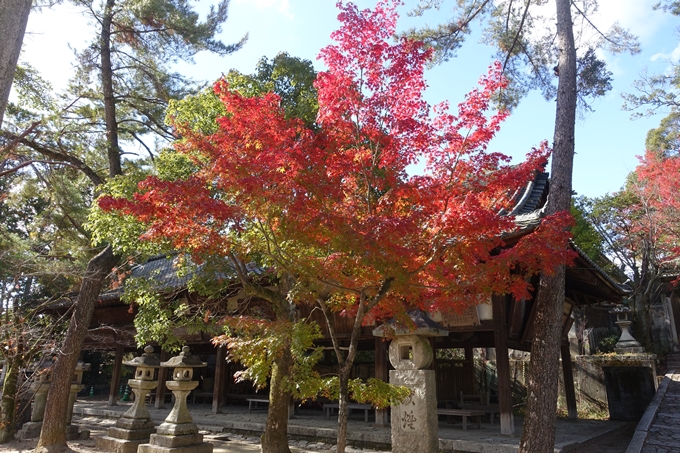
[401,410,417,430]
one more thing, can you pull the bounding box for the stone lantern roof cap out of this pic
[161,346,206,368]
[75,361,91,372]
[29,357,55,372]
[608,305,631,315]
[373,310,449,338]
[124,345,161,368]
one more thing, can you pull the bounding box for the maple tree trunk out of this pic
[335,368,351,453]
[0,358,20,443]
[261,295,295,453]
[0,0,31,129]
[261,346,293,453]
[35,246,117,453]
[632,291,652,349]
[518,0,576,451]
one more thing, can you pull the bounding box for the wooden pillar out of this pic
[212,345,227,414]
[108,343,124,406]
[155,350,171,409]
[493,294,515,435]
[561,343,578,420]
[464,345,473,362]
[464,344,475,394]
[374,338,389,426]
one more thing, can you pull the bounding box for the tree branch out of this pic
[0,131,104,186]
[0,159,83,177]
[502,0,531,73]
[0,121,41,155]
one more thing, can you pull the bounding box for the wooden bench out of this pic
[191,391,213,404]
[436,408,486,430]
[322,403,372,423]
[459,391,499,425]
[459,403,501,425]
[460,392,486,405]
[247,398,269,413]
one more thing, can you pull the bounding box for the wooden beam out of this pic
[561,343,578,420]
[374,338,389,426]
[493,294,515,435]
[212,345,227,414]
[155,350,171,409]
[107,343,124,406]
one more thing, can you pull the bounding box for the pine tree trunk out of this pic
[518,0,576,451]
[35,0,121,448]
[0,0,31,129]
[261,342,293,453]
[0,358,20,443]
[35,246,117,453]
[101,0,122,178]
[335,369,351,453]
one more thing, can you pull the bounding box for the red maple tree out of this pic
[634,150,680,262]
[99,1,572,451]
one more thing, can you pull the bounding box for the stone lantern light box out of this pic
[163,345,206,381]
[125,345,161,381]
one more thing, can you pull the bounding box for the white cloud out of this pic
[651,42,680,63]
[235,0,294,20]
[587,0,667,45]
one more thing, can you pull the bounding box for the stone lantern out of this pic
[585,305,658,421]
[65,360,91,440]
[610,306,645,353]
[16,357,54,439]
[97,345,161,453]
[373,310,448,453]
[138,346,212,453]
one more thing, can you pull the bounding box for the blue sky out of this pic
[18,0,679,198]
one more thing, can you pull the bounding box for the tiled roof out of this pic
[505,171,627,295]
[509,171,550,216]
[99,254,265,301]
[569,240,630,295]
[99,254,192,300]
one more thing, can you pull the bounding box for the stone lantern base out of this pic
[138,423,213,453]
[390,369,439,453]
[96,417,156,453]
[16,380,50,439]
[65,383,90,440]
[16,421,43,440]
[65,424,91,441]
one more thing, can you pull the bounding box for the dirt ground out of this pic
[0,422,638,453]
[0,425,265,453]
[0,435,266,453]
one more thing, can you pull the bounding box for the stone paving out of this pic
[627,371,680,453]
[71,399,627,453]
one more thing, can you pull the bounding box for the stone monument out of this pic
[97,345,161,453]
[138,346,212,453]
[16,358,54,439]
[373,310,448,453]
[65,360,92,440]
